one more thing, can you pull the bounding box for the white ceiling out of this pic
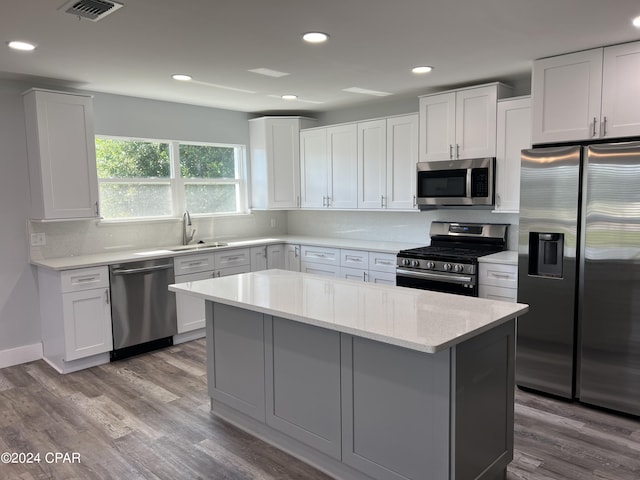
[2,0,640,114]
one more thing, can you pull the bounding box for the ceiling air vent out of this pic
[61,0,124,22]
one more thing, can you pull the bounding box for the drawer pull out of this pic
[73,275,99,283]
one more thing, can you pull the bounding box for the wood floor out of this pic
[0,339,638,480]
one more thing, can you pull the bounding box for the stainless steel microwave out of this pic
[416,157,495,208]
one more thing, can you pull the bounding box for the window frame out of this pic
[95,135,248,221]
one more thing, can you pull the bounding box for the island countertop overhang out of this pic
[169,269,528,353]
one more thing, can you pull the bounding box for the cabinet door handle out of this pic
[592,117,597,137]
[381,195,384,208]
[105,289,110,305]
[449,144,453,159]
[322,196,326,207]
[602,116,607,136]
[456,144,460,159]
[363,271,368,281]
[413,195,417,208]
[95,201,100,217]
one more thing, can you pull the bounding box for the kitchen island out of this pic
[169,270,528,480]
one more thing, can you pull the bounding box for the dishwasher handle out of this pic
[111,264,173,275]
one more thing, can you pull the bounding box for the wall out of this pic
[0,81,42,364]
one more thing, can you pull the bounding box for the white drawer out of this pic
[368,270,396,285]
[341,266,368,282]
[301,262,341,277]
[368,252,397,273]
[479,285,518,303]
[216,264,251,277]
[174,253,215,275]
[341,249,369,269]
[478,263,518,289]
[300,245,340,266]
[214,248,251,269]
[60,266,109,293]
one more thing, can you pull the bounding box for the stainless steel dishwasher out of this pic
[109,257,177,360]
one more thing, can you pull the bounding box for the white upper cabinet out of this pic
[300,124,358,209]
[495,97,531,213]
[24,89,100,220]
[532,41,640,144]
[357,119,387,209]
[386,114,419,210]
[300,128,329,208]
[419,84,510,162]
[357,114,419,211]
[531,48,603,144]
[250,116,316,209]
[419,92,456,161]
[601,42,640,138]
[328,124,358,208]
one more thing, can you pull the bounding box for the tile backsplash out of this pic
[28,210,288,260]
[29,209,519,261]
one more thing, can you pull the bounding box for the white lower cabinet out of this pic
[478,263,518,302]
[300,245,341,277]
[39,266,113,373]
[251,244,286,271]
[339,249,397,285]
[174,250,250,337]
[285,244,301,271]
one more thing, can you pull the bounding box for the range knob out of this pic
[410,259,420,268]
[425,261,436,270]
[453,264,464,273]
[401,258,411,266]
[443,263,452,272]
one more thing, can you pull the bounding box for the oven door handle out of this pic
[396,268,473,285]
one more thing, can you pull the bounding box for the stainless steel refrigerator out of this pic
[517,141,640,416]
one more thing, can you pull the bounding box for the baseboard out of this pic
[0,343,43,369]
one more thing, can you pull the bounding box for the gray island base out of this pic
[169,270,528,480]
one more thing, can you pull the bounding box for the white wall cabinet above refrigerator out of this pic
[357,114,419,210]
[23,89,100,220]
[249,116,317,209]
[418,83,512,162]
[532,41,640,144]
[300,124,358,209]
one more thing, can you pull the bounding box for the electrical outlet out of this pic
[30,232,46,246]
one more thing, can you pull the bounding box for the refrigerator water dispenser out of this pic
[529,232,564,278]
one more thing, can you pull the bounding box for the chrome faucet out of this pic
[182,211,196,245]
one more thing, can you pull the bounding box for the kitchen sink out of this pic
[169,242,228,252]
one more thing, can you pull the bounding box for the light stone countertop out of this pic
[31,235,424,271]
[478,250,518,265]
[169,269,528,354]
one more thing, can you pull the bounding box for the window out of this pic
[95,137,246,220]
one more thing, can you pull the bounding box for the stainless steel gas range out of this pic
[396,222,509,296]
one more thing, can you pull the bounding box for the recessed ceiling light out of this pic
[172,74,192,81]
[281,94,298,100]
[302,32,329,43]
[633,15,640,28]
[412,66,433,74]
[8,41,36,51]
